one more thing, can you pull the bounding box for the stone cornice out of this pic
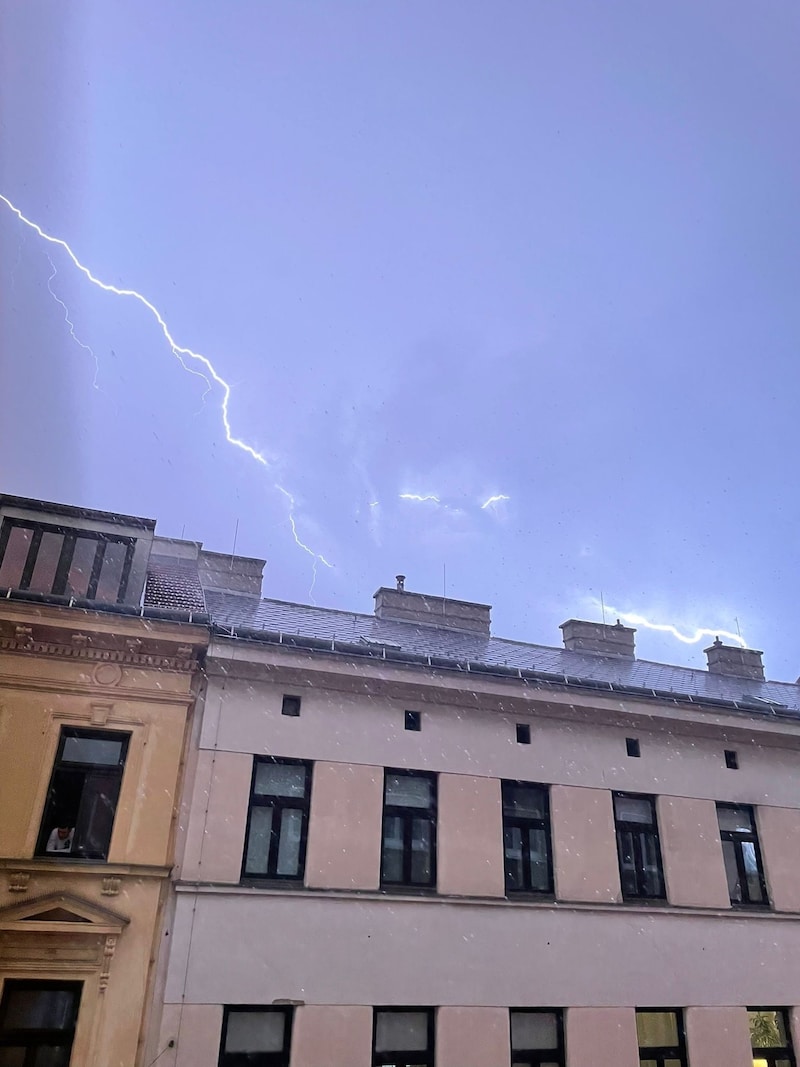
[0,634,197,672]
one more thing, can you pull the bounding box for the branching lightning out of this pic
[596,601,747,648]
[481,494,510,509]
[44,253,100,389]
[399,493,441,504]
[0,193,333,589]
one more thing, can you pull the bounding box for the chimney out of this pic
[704,638,765,681]
[198,549,265,597]
[560,619,636,658]
[374,578,491,636]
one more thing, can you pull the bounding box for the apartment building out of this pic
[0,495,207,1066]
[143,564,800,1067]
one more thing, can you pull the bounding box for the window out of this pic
[626,737,641,758]
[724,749,739,769]
[219,1007,293,1067]
[614,793,665,901]
[717,804,768,906]
[404,710,421,732]
[280,695,301,717]
[373,1009,434,1067]
[502,782,553,895]
[242,759,311,880]
[636,1010,686,1067]
[749,1009,796,1067]
[0,518,136,604]
[381,771,436,890]
[37,728,129,861]
[516,723,531,745]
[0,979,82,1067]
[510,1010,564,1066]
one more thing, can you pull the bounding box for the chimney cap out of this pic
[396,574,406,591]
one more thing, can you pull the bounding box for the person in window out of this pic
[46,826,74,852]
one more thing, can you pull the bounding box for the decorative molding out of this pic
[101,877,121,897]
[0,635,197,672]
[99,934,118,993]
[8,872,30,893]
[90,703,113,726]
[93,663,123,687]
[71,633,90,647]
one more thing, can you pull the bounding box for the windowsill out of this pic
[379,884,438,896]
[730,901,772,911]
[0,856,172,877]
[620,895,668,906]
[239,877,306,890]
[505,890,556,903]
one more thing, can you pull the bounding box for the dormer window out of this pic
[0,519,136,604]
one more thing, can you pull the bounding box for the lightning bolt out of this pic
[597,601,747,647]
[399,493,441,504]
[44,253,100,389]
[0,193,333,588]
[480,494,510,509]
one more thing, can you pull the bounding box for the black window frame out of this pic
[748,1007,797,1067]
[636,1008,687,1067]
[380,769,437,892]
[613,792,666,902]
[724,749,738,769]
[510,1008,565,1066]
[372,1007,434,1067]
[516,723,531,745]
[280,695,301,718]
[0,978,82,1067]
[36,727,130,862]
[626,737,641,758]
[0,518,136,603]
[218,1005,293,1067]
[241,757,312,883]
[404,710,421,732]
[502,781,554,897]
[717,803,769,907]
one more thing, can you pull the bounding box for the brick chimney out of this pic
[704,638,765,681]
[560,619,636,658]
[374,576,491,636]
[198,549,265,597]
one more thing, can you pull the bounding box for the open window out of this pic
[37,728,130,861]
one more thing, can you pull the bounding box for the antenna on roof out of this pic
[443,563,447,601]
[230,518,240,569]
[600,591,607,625]
[735,616,742,642]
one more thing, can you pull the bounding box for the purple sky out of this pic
[2,2,799,677]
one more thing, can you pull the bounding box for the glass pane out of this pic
[62,736,124,766]
[723,840,742,902]
[32,1049,72,1067]
[254,762,306,798]
[65,537,98,599]
[28,531,64,593]
[504,826,524,890]
[742,842,765,902]
[641,833,663,896]
[0,1050,27,1067]
[94,540,127,602]
[75,772,120,857]
[410,818,433,883]
[528,828,550,891]
[374,1011,428,1052]
[637,1012,679,1047]
[225,1010,285,1052]
[718,806,754,833]
[386,774,432,809]
[504,784,546,818]
[276,808,303,875]
[615,796,653,824]
[639,1061,658,1067]
[244,806,273,875]
[749,1010,787,1048]
[618,831,638,895]
[0,525,32,588]
[381,815,404,882]
[663,1061,683,1067]
[2,987,77,1029]
[511,1011,558,1050]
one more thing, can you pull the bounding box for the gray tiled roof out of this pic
[144,558,207,614]
[205,591,800,715]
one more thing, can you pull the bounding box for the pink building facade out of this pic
[144,571,800,1067]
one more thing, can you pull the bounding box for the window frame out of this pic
[613,792,666,902]
[636,1008,687,1067]
[372,1006,435,1067]
[717,803,769,907]
[0,518,136,603]
[0,978,82,1066]
[501,781,554,897]
[36,726,130,861]
[380,769,437,892]
[510,1008,565,1067]
[748,1007,797,1067]
[240,757,312,883]
[218,1005,293,1067]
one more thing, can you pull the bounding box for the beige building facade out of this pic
[0,495,207,1066]
[144,571,800,1067]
